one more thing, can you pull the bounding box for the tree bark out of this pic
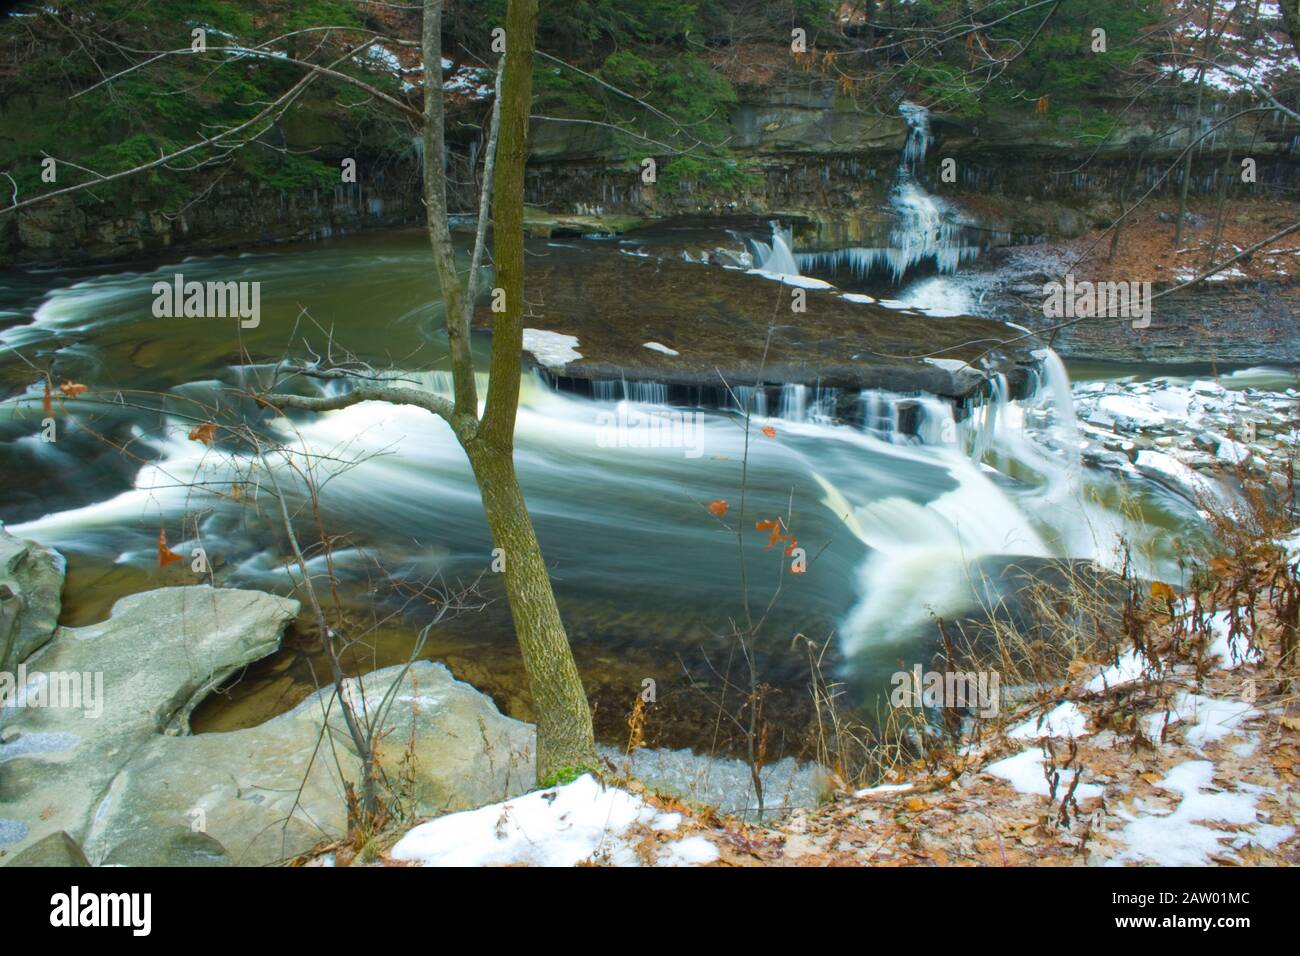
[422,0,477,423]
[465,0,598,781]
[420,0,597,781]
[464,441,599,780]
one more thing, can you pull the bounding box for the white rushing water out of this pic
[797,102,982,305]
[6,350,1186,666]
[748,221,802,278]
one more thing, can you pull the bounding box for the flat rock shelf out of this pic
[475,229,1041,404]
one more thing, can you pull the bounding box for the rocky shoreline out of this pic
[0,541,540,866]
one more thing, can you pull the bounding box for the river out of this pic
[0,227,1248,764]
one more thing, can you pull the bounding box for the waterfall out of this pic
[749,221,801,278]
[592,379,669,404]
[1036,348,1081,461]
[796,102,980,285]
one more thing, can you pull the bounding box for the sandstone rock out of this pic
[0,525,65,673]
[295,661,536,816]
[0,585,300,861]
[1,578,538,866]
[101,827,232,868]
[82,661,535,866]
[3,830,89,867]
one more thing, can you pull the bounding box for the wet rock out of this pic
[482,225,1039,401]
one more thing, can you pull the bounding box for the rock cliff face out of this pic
[0,171,422,266]
[7,79,1296,268]
[525,86,1297,236]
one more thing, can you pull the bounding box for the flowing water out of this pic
[0,228,1212,767]
[797,102,984,292]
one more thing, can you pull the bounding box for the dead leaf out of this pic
[188,422,217,445]
[707,499,728,518]
[1150,581,1177,604]
[158,529,183,567]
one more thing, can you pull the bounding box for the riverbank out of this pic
[343,528,1300,867]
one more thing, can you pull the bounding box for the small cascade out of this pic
[965,372,1008,464]
[858,390,958,446]
[796,102,981,285]
[591,379,670,404]
[1036,348,1081,460]
[733,385,769,418]
[748,221,801,277]
[542,350,1083,458]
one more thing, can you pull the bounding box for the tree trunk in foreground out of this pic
[458,0,598,781]
[465,443,599,780]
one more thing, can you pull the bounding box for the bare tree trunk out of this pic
[464,443,598,779]
[422,0,597,781]
[467,0,598,781]
[1175,68,1205,248]
[422,0,476,423]
[269,0,599,786]
[1110,143,1144,261]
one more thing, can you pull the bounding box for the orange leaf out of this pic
[707,499,728,518]
[158,529,183,567]
[760,425,777,439]
[58,381,87,399]
[756,517,788,551]
[784,537,799,557]
[188,422,217,445]
[1150,581,1177,604]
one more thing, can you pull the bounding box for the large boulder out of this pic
[0,585,301,862]
[1,579,537,866]
[80,661,535,866]
[0,525,65,673]
[316,661,536,815]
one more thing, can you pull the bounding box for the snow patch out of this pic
[391,774,688,867]
[1085,647,1154,693]
[522,329,582,369]
[642,342,679,356]
[1008,701,1091,740]
[1112,760,1287,866]
[985,748,1104,800]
